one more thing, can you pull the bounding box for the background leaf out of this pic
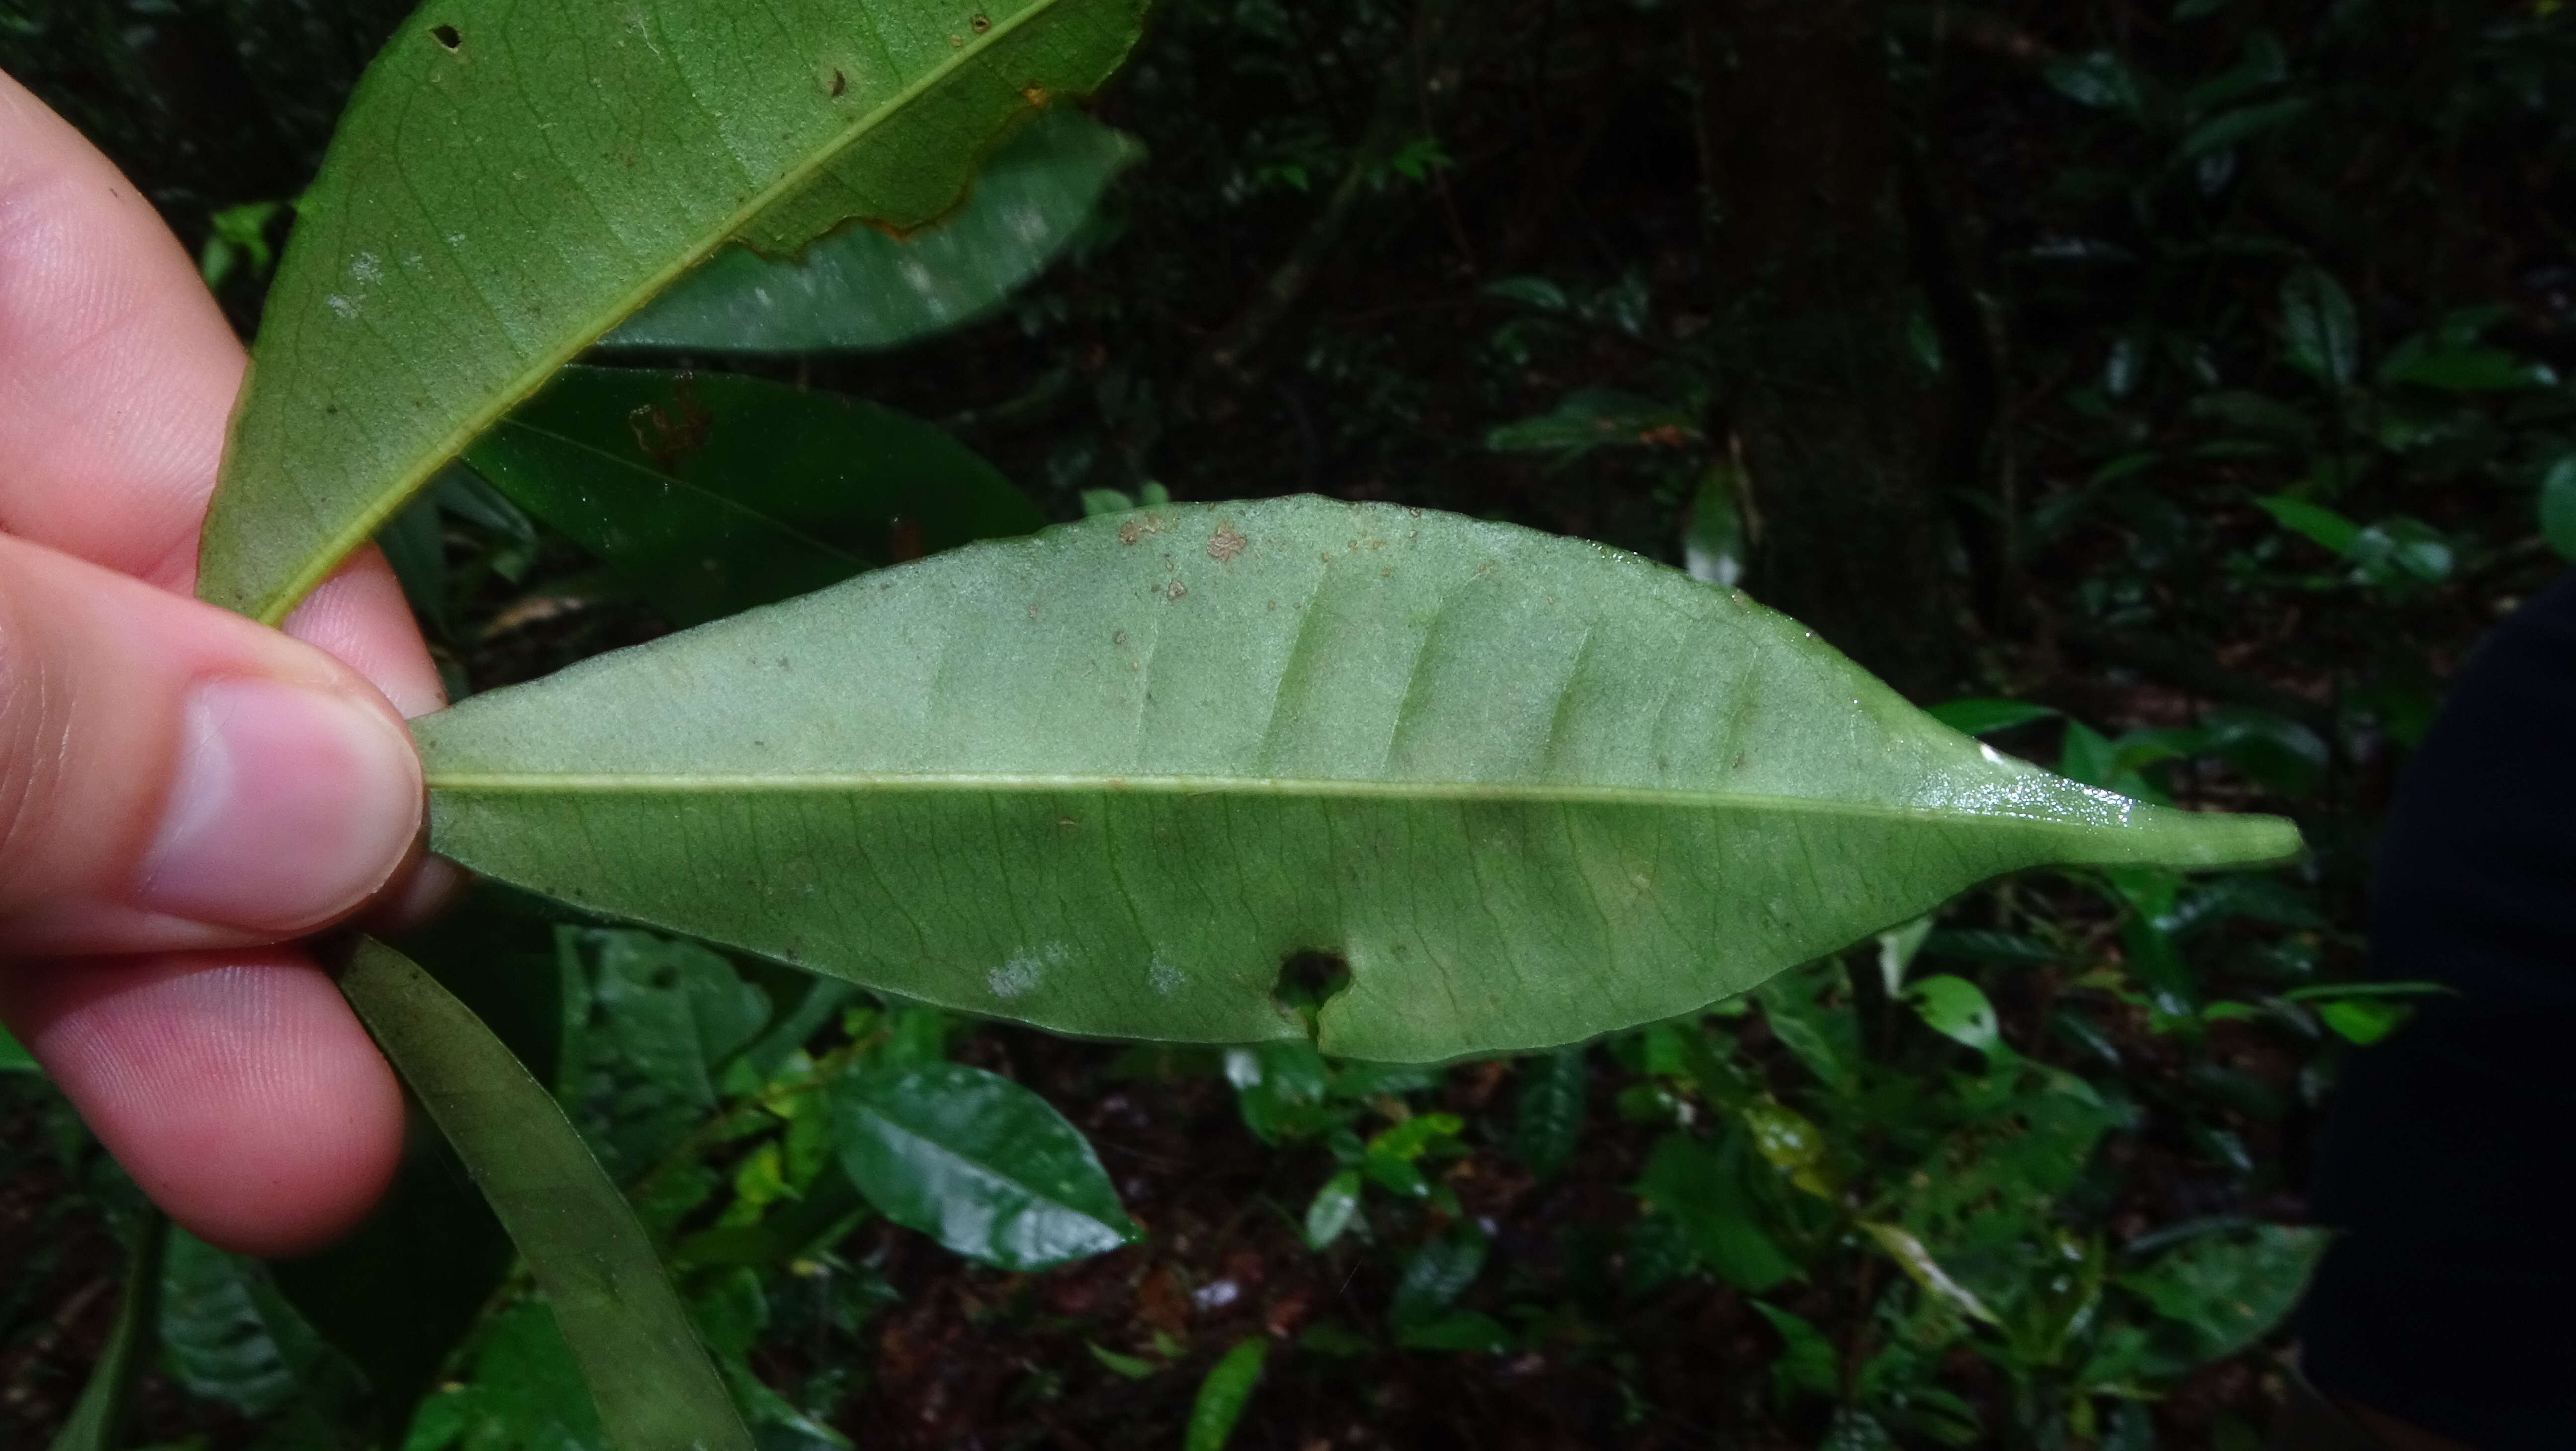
[415,499,2298,1064]
[1511,1050,1587,1180]
[1637,1129,1798,1292]
[606,107,1144,353]
[0,1025,40,1075]
[46,1213,164,1451]
[159,1230,342,1419]
[1182,1339,1269,1451]
[1926,699,2060,737]
[199,0,1150,623]
[339,939,752,1451]
[830,1062,1138,1270]
[1904,975,2008,1066]
[2279,265,2360,388]
[464,367,1040,628]
[2119,1225,2328,1359]
[2543,455,2576,562]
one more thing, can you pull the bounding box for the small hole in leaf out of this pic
[1273,950,1352,1029]
[431,23,462,49]
[970,12,991,31]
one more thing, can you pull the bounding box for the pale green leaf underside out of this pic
[201,0,1147,623]
[415,498,2298,1063]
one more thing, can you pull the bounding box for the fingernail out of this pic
[138,677,423,933]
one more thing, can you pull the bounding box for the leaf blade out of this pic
[831,1062,1138,1270]
[200,0,1148,622]
[1183,1339,1270,1451]
[339,939,752,1451]
[464,366,1040,627]
[414,498,2299,1063]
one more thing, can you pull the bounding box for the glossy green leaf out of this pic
[1089,1343,1159,1379]
[2119,1224,2327,1360]
[1182,1339,1269,1451]
[2181,96,2312,157]
[1391,1224,1487,1322]
[47,1212,164,1451]
[2347,517,2454,587]
[2042,52,2145,118]
[1637,1129,1798,1292]
[338,939,752,1451]
[1821,1409,1901,1451]
[2540,455,2576,562]
[1484,389,1698,456]
[0,1023,39,1074]
[414,499,2296,1062]
[1875,915,1933,994]
[1861,1222,2000,1326]
[465,367,1039,628]
[2314,998,2412,1045]
[1397,1311,1509,1352]
[403,1300,606,1451]
[1750,1301,1839,1400]
[2197,706,2329,797]
[607,107,1142,353]
[1904,975,2007,1066]
[1756,965,1862,1100]
[560,927,773,1182]
[160,1229,336,1419]
[2380,331,2557,392]
[1512,1050,1587,1180]
[1925,699,2060,737]
[2279,266,2359,388]
[830,1061,1138,1270]
[2253,495,2361,556]
[199,0,1150,624]
[1742,1101,1839,1198]
[1683,464,1748,588]
[1223,1043,1333,1142]
[1303,1168,1363,1250]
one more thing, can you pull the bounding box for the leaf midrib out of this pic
[255,0,1075,623]
[425,769,2176,825]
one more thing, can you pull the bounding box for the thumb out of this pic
[0,531,424,954]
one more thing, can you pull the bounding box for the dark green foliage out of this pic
[829,1063,1140,1271]
[465,367,1043,629]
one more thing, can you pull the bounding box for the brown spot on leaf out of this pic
[1119,519,1145,546]
[887,516,924,562]
[829,69,847,97]
[626,373,714,471]
[1166,580,1188,602]
[1206,524,1247,563]
[1023,83,1050,107]
[971,12,992,31]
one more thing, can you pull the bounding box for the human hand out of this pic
[0,70,438,1256]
